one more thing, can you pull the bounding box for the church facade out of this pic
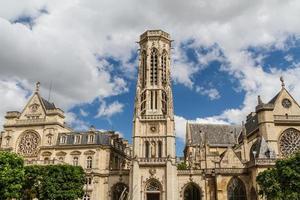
[1,30,300,200]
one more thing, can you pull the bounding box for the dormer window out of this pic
[75,135,81,144]
[88,135,94,143]
[60,135,67,144]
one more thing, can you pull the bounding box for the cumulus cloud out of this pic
[65,112,89,131]
[96,101,124,118]
[1,0,300,132]
[195,86,221,100]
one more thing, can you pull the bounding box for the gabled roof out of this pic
[251,136,276,159]
[41,97,56,110]
[268,92,280,104]
[187,123,242,147]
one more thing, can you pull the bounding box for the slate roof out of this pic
[245,114,258,135]
[41,97,56,110]
[268,92,280,104]
[57,131,113,146]
[187,123,242,147]
[250,136,276,159]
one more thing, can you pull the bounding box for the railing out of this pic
[5,111,20,118]
[24,159,65,166]
[138,157,167,164]
[178,168,246,175]
[274,115,300,122]
[16,118,46,125]
[140,30,170,40]
[247,158,276,167]
[215,168,247,174]
[140,115,165,120]
[177,169,204,175]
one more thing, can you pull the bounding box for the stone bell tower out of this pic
[130,30,177,200]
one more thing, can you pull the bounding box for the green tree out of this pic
[0,151,25,200]
[257,151,300,200]
[22,165,44,200]
[39,165,85,200]
[177,161,188,170]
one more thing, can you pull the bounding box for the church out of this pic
[1,30,300,200]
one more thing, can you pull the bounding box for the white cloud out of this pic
[284,54,293,62]
[79,108,88,117]
[1,0,300,132]
[0,79,29,126]
[195,86,221,100]
[96,101,124,118]
[175,115,229,142]
[65,112,89,131]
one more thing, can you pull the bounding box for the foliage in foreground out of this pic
[0,151,85,200]
[257,151,300,200]
[0,151,25,200]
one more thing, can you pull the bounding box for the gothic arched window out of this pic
[227,177,246,200]
[111,183,128,200]
[183,183,201,200]
[158,141,162,158]
[150,48,158,85]
[161,50,167,84]
[145,141,150,158]
[141,51,147,87]
[161,91,167,114]
[87,156,92,169]
[279,128,300,157]
[146,180,161,192]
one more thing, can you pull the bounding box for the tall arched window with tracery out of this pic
[161,50,167,84]
[145,141,150,158]
[145,179,161,200]
[111,183,128,200]
[158,141,162,158]
[183,183,201,200]
[150,48,158,85]
[141,51,147,87]
[279,128,300,157]
[227,177,246,200]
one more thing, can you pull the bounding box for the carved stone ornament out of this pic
[282,98,292,108]
[18,131,40,157]
[150,126,157,133]
[280,128,300,157]
[149,168,156,176]
[29,103,39,113]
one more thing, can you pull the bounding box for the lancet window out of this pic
[150,48,158,85]
[161,51,167,84]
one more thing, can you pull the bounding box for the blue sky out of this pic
[1,0,300,156]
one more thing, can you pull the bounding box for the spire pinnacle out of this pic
[280,76,285,88]
[35,81,40,93]
[258,95,263,105]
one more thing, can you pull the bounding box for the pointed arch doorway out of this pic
[145,179,161,200]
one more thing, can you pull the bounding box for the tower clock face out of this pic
[282,98,292,108]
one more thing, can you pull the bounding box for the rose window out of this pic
[279,128,300,157]
[18,132,40,157]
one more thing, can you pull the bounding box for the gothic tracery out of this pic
[18,131,40,157]
[279,128,300,157]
